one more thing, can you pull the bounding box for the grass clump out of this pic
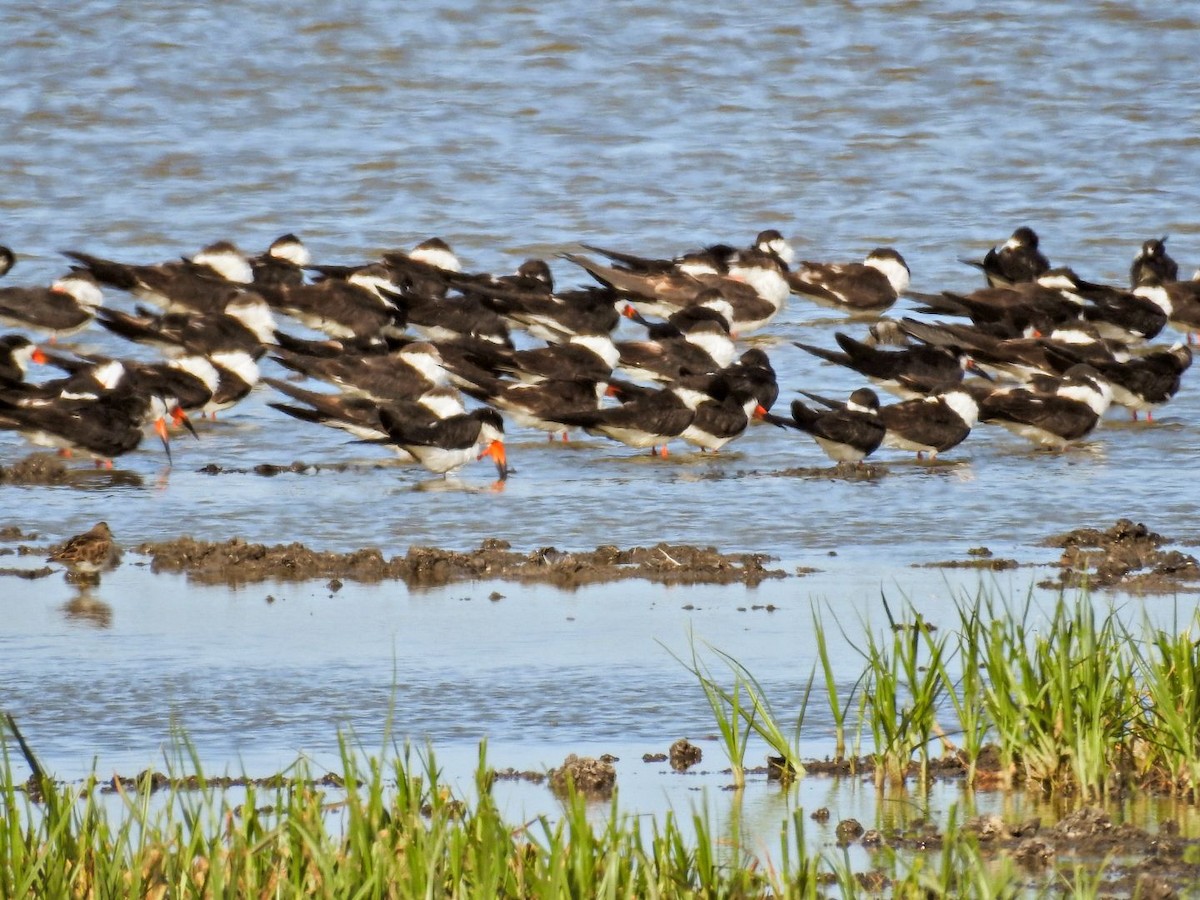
[2,724,854,899]
[679,587,1200,799]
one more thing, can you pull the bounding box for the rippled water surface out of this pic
[3,0,1200,814]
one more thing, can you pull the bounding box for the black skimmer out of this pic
[36,349,215,420]
[960,226,1051,287]
[1133,277,1200,342]
[48,522,122,584]
[765,388,885,465]
[580,229,794,276]
[673,347,781,415]
[378,405,507,480]
[616,320,735,384]
[787,248,910,313]
[795,331,978,398]
[673,383,764,453]
[405,294,511,346]
[64,241,254,315]
[897,318,1112,384]
[0,271,104,340]
[919,269,1087,334]
[802,386,980,459]
[0,335,46,384]
[492,285,621,343]
[979,364,1112,450]
[374,237,464,301]
[96,292,276,358]
[0,246,14,279]
[1074,281,1167,345]
[564,250,788,333]
[259,264,407,340]
[1041,342,1192,421]
[272,340,448,404]
[1130,236,1178,289]
[457,374,606,441]
[251,233,310,288]
[454,331,619,386]
[753,229,796,270]
[266,378,464,443]
[624,293,734,340]
[0,388,177,466]
[549,384,694,456]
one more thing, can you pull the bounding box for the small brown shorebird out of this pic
[48,522,122,584]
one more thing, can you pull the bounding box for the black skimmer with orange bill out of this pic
[0,271,104,340]
[896,317,1111,384]
[0,388,178,466]
[36,349,215,418]
[765,387,885,465]
[960,226,1051,287]
[787,248,910,313]
[0,335,46,384]
[64,241,254,314]
[673,382,765,453]
[1130,236,1178,289]
[978,364,1112,450]
[378,405,507,480]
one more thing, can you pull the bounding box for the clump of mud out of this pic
[548,754,616,798]
[134,536,788,588]
[1041,519,1200,592]
[0,453,70,485]
[778,463,886,481]
[668,739,702,772]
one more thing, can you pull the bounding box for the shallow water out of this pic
[3,0,1200,844]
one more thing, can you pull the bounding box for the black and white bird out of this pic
[0,271,104,340]
[961,226,1050,287]
[802,386,980,460]
[795,331,979,398]
[378,405,507,481]
[64,241,254,315]
[979,364,1113,450]
[766,387,886,465]
[1130,236,1178,289]
[548,384,695,457]
[787,248,910,313]
[0,335,46,384]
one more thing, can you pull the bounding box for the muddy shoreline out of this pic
[6,513,1199,593]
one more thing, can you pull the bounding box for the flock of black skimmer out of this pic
[0,225,1193,478]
